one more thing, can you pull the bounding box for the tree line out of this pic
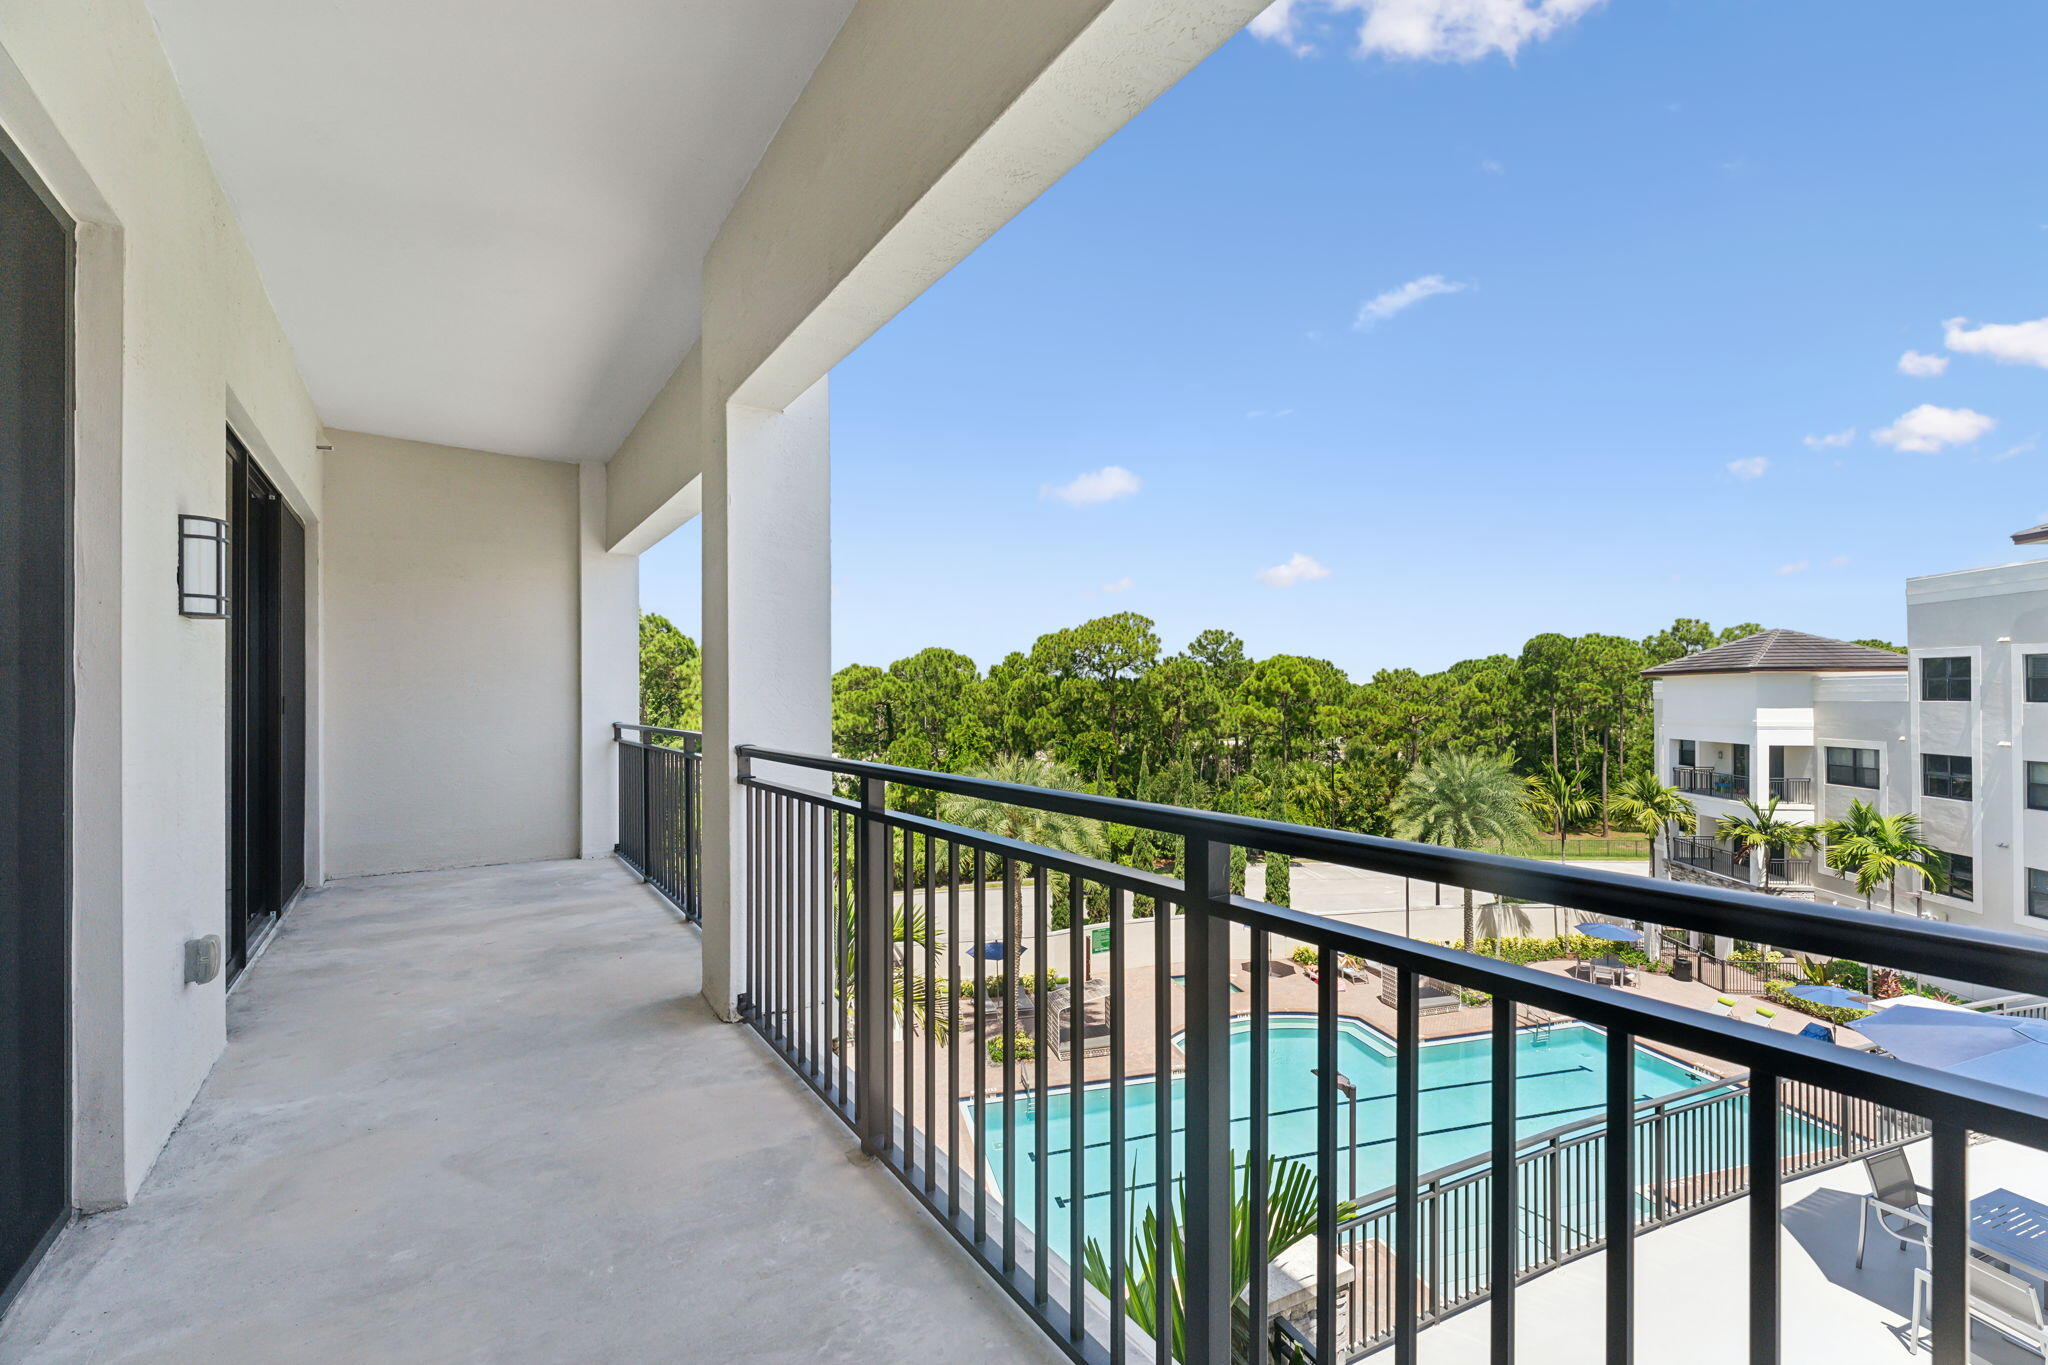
[637,607,1885,847]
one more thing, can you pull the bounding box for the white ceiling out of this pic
[146,0,856,461]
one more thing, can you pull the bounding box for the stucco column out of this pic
[578,462,641,858]
[699,379,831,1020]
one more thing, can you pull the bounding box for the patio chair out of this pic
[1909,1258,2048,1358]
[1858,1148,1934,1269]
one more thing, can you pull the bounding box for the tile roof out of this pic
[2013,523,2048,546]
[1639,629,1908,678]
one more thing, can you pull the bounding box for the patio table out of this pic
[1971,1188,2048,1281]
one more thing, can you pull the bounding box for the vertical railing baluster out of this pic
[1930,1122,1967,1365]
[975,849,989,1247]
[1396,968,1421,1364]
[1249,925,1271,1365]
[1316,952,1338,1356]
[903,829,918,1179]
[1181,839,1233,1365]
[1034,864,1051,1304]
[948,839,962,1221]
[1606,1029,1634,1365]
[1153,890,1172,1365]
[1003,855,1019,1278]
[856,777,890,1157]
[1748,1067,1779,1365]
[1490,997,1516,1364]
[925,831,938,1192]
[1069,876,1086,1344]
[1109,885,1129,1365]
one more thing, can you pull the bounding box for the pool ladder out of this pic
[1518,1004,1558,1044]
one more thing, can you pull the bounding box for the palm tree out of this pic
[837,897,947,1040]
[1392,751,1537,949]
[1525,763,1599,861]
[1605,771,1697,880]
[1082,1154,1355,1363]
[1820,799,1947,911]
[938,754,1109,1023]
[1716,796,1820,891]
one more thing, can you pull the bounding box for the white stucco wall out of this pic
[321,431,582,878]
[1910,560,2048,935]
[0,0,324,1205]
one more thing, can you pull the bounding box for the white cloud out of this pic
[1802,428,1854,450]
[1256,553,1332,588]
[1478,157,1505,174]
[1873,404,1997,454]
[1944,315,2048,369]
[1897,350,1948,378]
[1250,0,1607,61]
[1246,408,1297,419]
[1041,465,1141,506]
[1727,457,1769,481]
[1099,576,1134,595]
[1355,274,1468,328]
[1991,437,2038,463]
[1776,560,1810,576]
[1828,555,1853,568]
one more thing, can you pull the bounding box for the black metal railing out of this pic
[613,723,701,921]
[1327,1070,1926,1349]
[1669,835,1746,882]
[1673,766,1749,800]
[723,744,2048,1365]
[1767,777,1813,804]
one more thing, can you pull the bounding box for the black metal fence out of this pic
[724,744,2048,1365]
[1672,766,1748,801]
[613,723,701,921]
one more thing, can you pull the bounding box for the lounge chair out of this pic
[1716,996,1739,1018]
[1857,1148,1933,1269]
[1909,1258,2048,1358]
[1798,1021,1834,1043]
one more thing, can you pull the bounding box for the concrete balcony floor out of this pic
[0,860,1061,1364]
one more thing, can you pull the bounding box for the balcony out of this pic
[1673,766,1749,801]
[0,857,1061,1362]
[710,739,2048,1365]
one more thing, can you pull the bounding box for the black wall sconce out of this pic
[178,514,230,618]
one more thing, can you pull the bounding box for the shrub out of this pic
[1264,852,1292,907]
[1763,980,1871,1027]
[1448,934,1669,974]
[1290,944,1320,967]
[955,970,1067,1001]
[987,1031,1036,1065]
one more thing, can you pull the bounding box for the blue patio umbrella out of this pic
[1576,922,1641,944]
[1785,983,1873,1011]
[967,940,1025,962]
[1857,1005,2048,1098]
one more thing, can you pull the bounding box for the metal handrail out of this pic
[740,745,2048,997]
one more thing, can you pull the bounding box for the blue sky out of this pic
[642,0,2048,678]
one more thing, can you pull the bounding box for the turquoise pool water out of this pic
[970,1015,1725,1258]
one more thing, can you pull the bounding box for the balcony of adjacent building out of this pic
[1671,744,1817,809]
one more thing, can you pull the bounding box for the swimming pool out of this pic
[969,1015,1724,1259]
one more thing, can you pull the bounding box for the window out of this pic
[1945,852,1973,902]
[1923,753,1973,801]
[2031,761,2048,812]
[1921,655,1971,702]
[1731,743,1750,777]
[1677,739,1696,768]
[2030,869,2048,920]
[1826,746,1880,789]
[2029,655,2048,704]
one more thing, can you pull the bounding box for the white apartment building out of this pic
[1648,539,2048,939]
